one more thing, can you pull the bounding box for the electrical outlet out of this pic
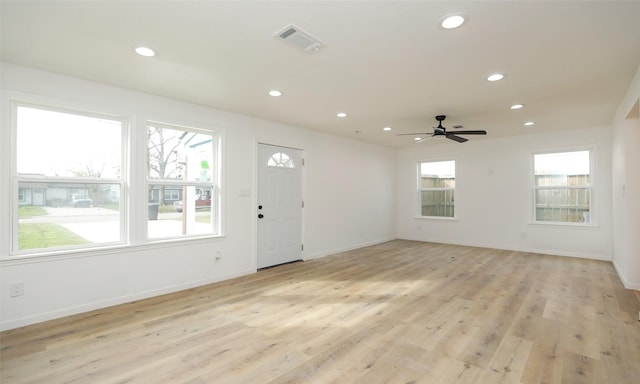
[9,282,24,297]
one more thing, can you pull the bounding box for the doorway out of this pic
[257,143,303,269]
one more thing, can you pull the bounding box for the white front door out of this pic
[257,144,303,269]
[32,189,44,206]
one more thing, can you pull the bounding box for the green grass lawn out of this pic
[18,205,48,218]
[19,205,89,250]
[17,204,208,250]
[19,223,89,250]
[162,212,211,224]
[159,204,176,213]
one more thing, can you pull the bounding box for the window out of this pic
[163,189,180,201]
[10,101,223,256]
[14,104,124,252]
[533,150,591,224]
[147,123,220,239]
[418,160,455,218]
[267,152,294,168]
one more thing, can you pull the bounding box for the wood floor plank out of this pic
[561,352,596,384]
[2,240,639,383]
[485,334,533,382]
[520,339,565,384]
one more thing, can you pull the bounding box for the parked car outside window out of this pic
[173,193,211,213]
[71,193,92,208]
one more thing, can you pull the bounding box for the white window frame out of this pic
[146,121,222,240]
[531,148,595,226]
[4,95,225,259]
[10,101,127,255]
[417,159,456,219]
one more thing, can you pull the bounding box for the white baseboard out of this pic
[304,237,396,261]
[613,260,640,290]
[0,269,255,331]
[396,235,611,261]
[3,238,631,331]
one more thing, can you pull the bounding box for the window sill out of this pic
[415,216,459,221]
[1,235,226,265]
[527,221,599,229]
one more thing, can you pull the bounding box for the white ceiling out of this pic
[2,1,640,148]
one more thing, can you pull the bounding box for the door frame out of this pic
[254,141,306,270]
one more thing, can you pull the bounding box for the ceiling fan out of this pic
[398,115,487,143]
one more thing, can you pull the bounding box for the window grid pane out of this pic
[420,190,455,217]
[147,184,216,239]
[535,187,590,223]
[17,106,122,178]
[17,181,122,251]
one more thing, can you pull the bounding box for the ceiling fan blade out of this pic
[446,134,468,143]
[453,130,487,135]
[397,133,428,136]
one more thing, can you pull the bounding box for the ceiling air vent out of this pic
[274,24,326,53]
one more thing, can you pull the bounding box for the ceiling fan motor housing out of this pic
[397,114,485,143]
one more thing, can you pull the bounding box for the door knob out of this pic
[258,214,264,219]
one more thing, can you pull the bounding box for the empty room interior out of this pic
[1,1,640,383]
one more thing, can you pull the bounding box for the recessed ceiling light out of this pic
[441,15,465,29]
[337,112,348,118]
[268,90,283,97]
[487,73,504,82]
[510,104,525,110]
[383,127,392,131]
[524,121,535,126]
[134,46,156,57]
[413,137,422,141]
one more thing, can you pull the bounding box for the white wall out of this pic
[396,126,613,260]
[2,61,635,331]
[0,63,396,330]
[611,65,640,290]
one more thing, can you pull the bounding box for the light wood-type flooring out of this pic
[2,240,639,383]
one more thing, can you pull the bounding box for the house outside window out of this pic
[418,160,455,218]
[533,150,592,224]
